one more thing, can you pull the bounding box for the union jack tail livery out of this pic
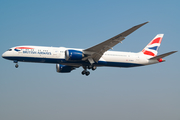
[141,34,164,58]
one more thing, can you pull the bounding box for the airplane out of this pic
[2,22,177,76]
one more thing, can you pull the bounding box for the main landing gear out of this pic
[82,70,90,76]
[14,60,19,68]
[81,65,96,76]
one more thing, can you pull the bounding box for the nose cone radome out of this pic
[2,52,5,58]
[2,52,8,59]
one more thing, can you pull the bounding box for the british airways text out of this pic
[23,51,51,55]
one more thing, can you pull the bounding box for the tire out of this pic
[85,71,90,76]
[15,64,18,68]
[82,70,86,75]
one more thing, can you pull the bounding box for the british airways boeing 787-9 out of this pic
[2,22,177,76]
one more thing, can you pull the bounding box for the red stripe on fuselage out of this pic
[15,47,34,49]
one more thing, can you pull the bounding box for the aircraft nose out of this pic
[2,52,7,58]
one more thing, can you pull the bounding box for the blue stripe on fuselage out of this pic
[3,56,143,68]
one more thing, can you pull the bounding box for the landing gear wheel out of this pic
[85,71,90,76]
[82,70,86,75]
[15,64,19,68]
[82,66,91,76]
[81,70,90,76]
[92,66,96,71]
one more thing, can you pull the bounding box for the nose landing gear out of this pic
[15,63,19,68]
[14,60,19,68]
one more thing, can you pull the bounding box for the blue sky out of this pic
[0,0,180,120]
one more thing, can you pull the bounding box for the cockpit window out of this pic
[8,49,12,51]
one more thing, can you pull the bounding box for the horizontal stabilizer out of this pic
[149,51,177,60]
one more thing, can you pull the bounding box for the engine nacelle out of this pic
[56,64,73,73]
[65,50,84,61]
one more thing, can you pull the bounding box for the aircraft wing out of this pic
[83,21,149,63]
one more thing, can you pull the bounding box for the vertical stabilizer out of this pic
[141,34,164,58]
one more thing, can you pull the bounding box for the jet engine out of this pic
[65,50,84,61]
[56,64,74,73]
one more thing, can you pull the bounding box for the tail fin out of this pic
[141,34,164,58]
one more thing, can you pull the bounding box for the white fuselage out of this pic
[2,46,159,68]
